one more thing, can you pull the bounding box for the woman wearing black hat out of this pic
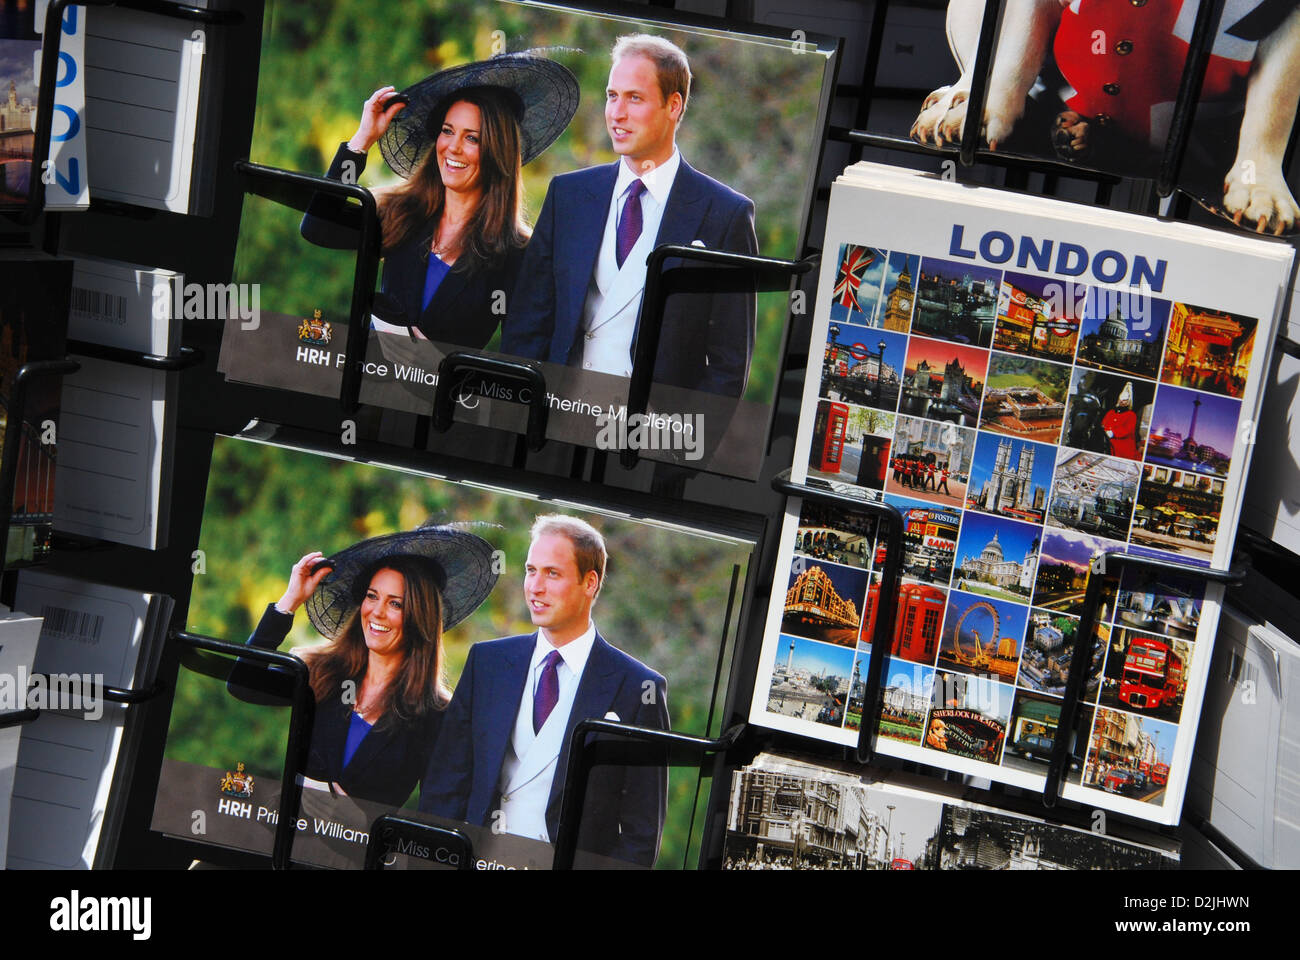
[302,53,579,349]
[229,523,498,808]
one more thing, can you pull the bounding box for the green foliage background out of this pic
[165,437,750,867]
[232,0,832,403]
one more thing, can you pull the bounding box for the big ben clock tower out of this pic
[883,261,915,332]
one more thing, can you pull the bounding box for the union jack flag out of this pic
[834,245,875,315]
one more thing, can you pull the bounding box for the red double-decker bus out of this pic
[1152,763,1169,787]
[1119,637,1183,710]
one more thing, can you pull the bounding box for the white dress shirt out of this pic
[580,150,682,376]
[496,622,598,842]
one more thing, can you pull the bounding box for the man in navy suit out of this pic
[501,34,758,397]
[419,514,670,866]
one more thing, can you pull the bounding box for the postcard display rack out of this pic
[0,0,1295,874]
[0,0,231,871]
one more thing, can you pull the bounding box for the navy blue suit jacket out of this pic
[500,159,758,396]
[419,631,670,866]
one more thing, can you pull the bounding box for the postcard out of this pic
[216,0,837,480]
[151,434,752,868]
[749,162,1292,825]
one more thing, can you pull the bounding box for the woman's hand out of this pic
[277,551,333,614]
[348,86,406,155]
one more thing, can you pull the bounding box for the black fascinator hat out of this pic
[305,521,498,639]
[378,50,580,179]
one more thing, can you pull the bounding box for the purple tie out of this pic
[533,650,563,733]
[615,179,646,268]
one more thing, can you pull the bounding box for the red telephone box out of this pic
[811,400,850,473]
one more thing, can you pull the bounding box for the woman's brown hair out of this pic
[379,86,530,270]
[300,555,449,725]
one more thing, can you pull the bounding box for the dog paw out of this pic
[1223,162,1300,235]
[912,86,969,147]
[914,86,1027,150]
[982,94,1026,152]
[936,91,969,147]
[1051,111,1091,160]
[985,114,1020,152]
